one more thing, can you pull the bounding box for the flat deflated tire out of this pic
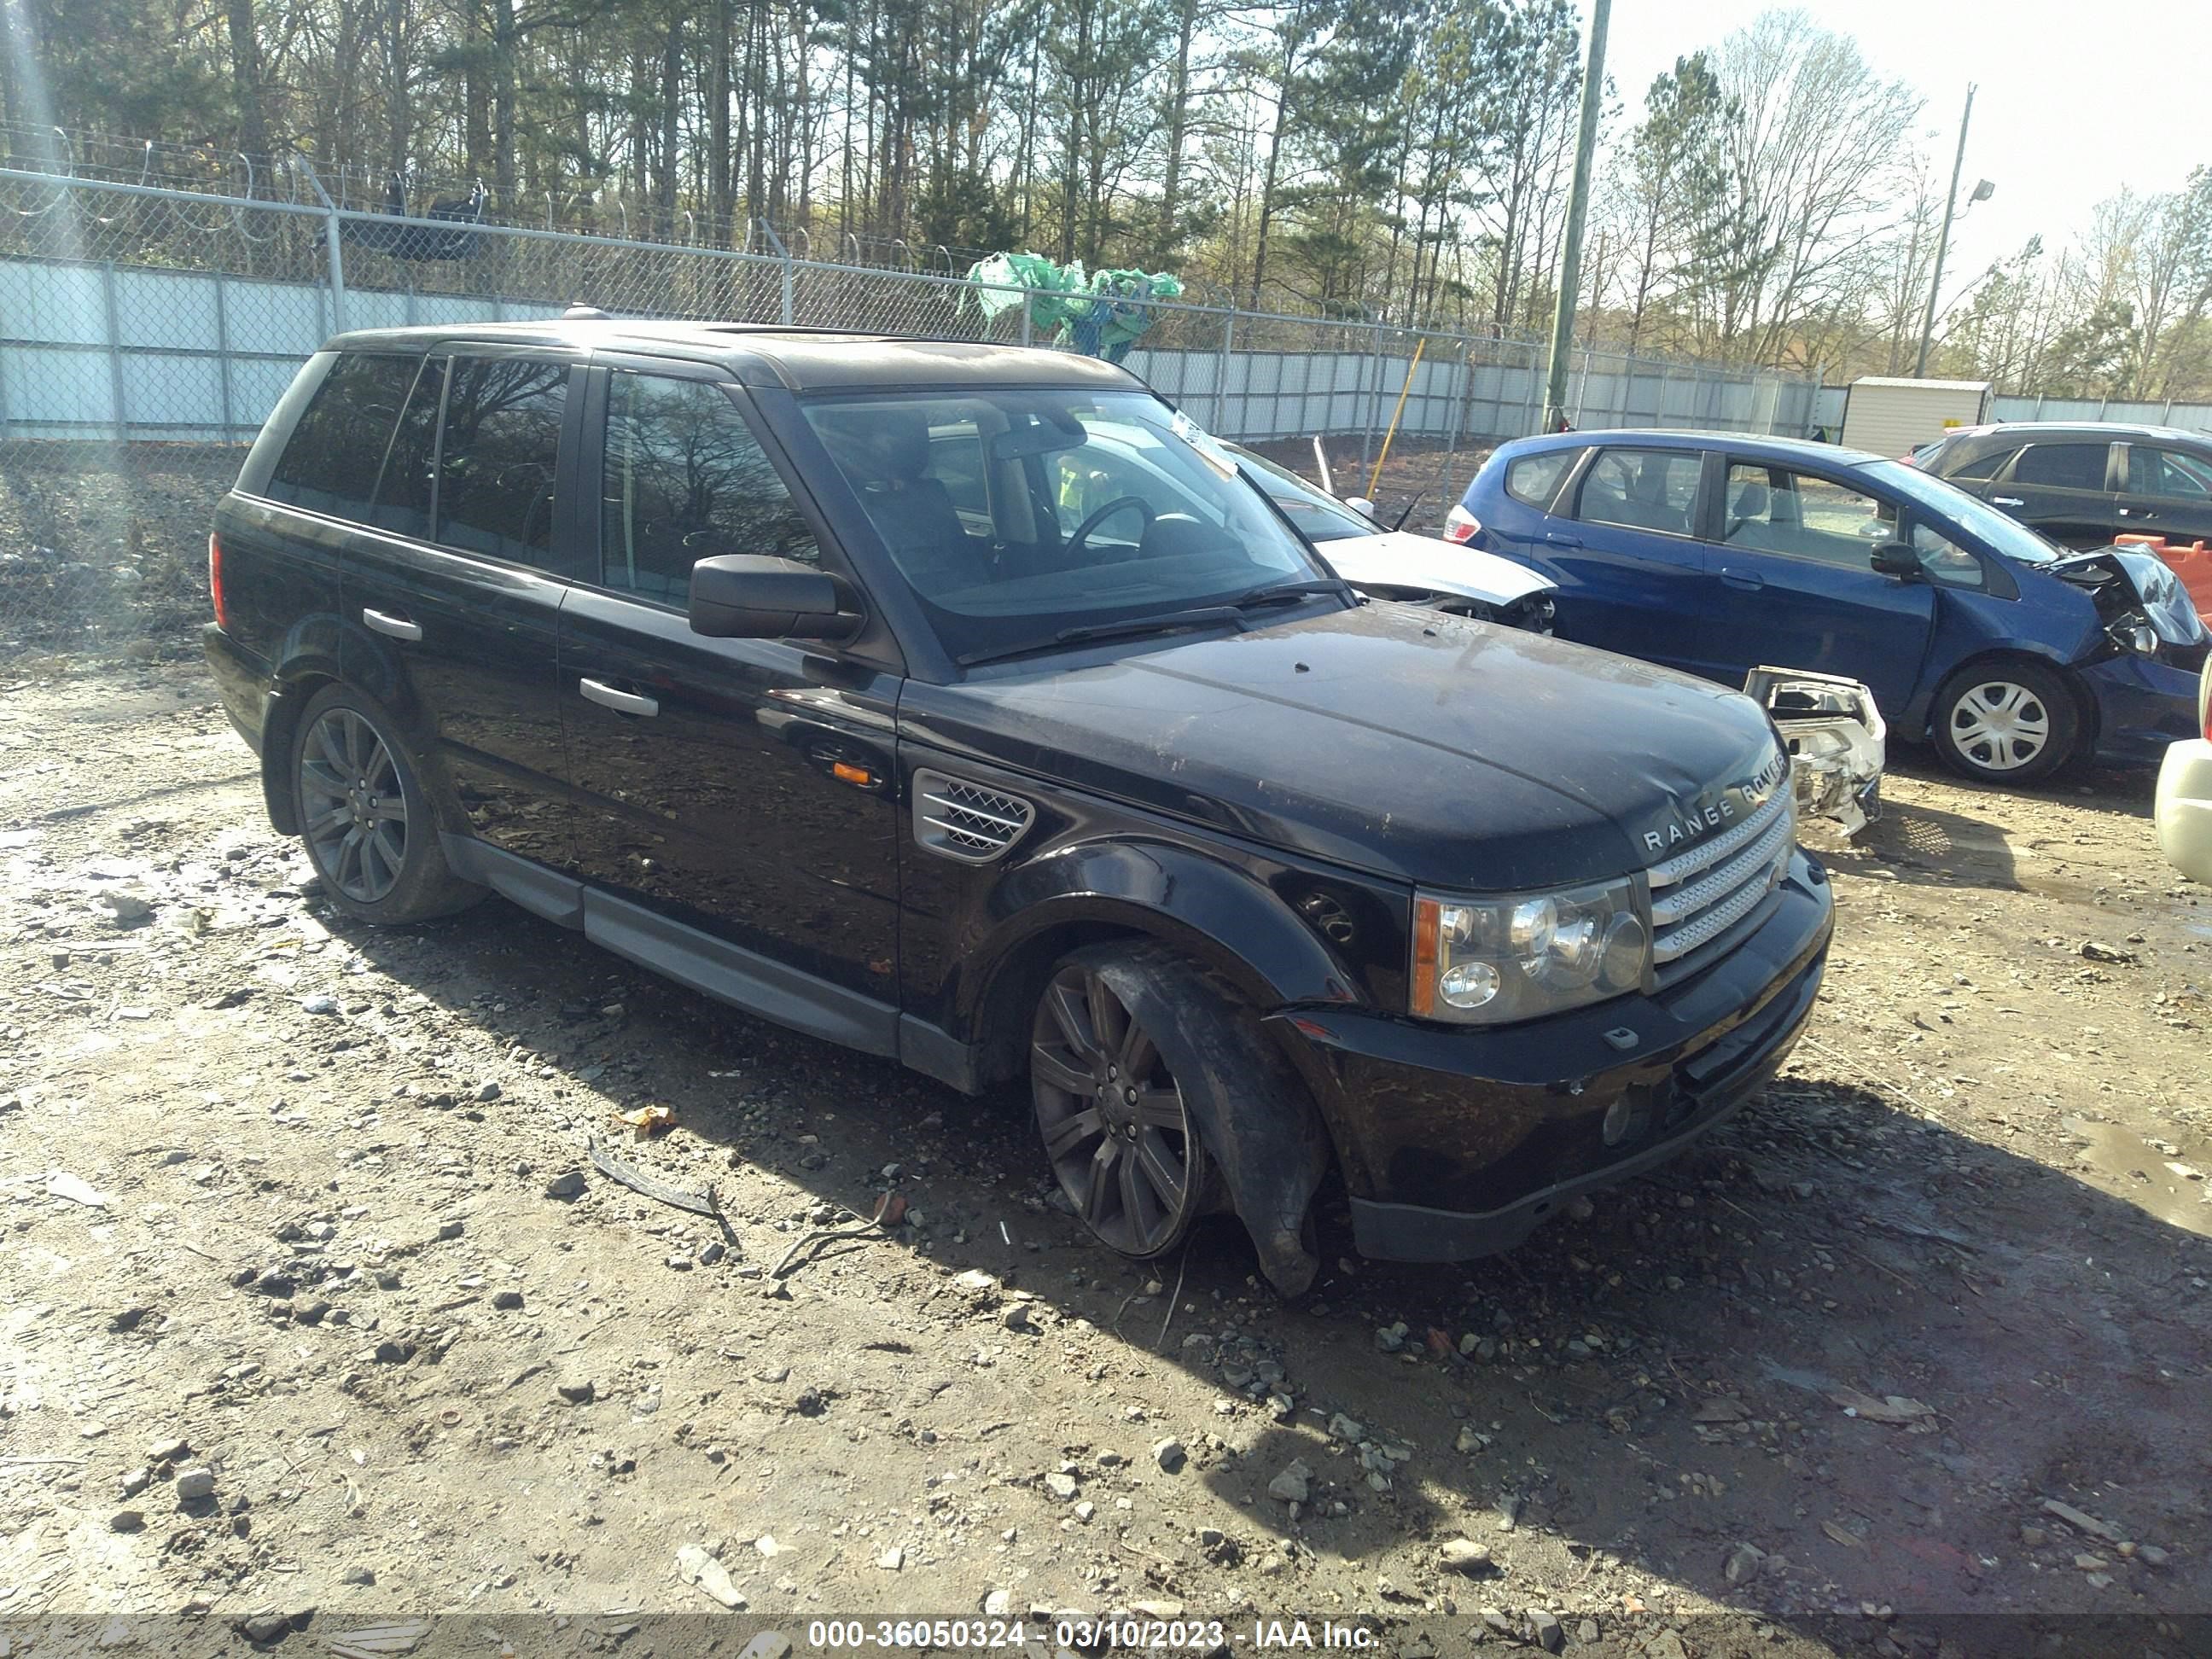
[289,684,483,924]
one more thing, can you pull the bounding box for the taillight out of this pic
[208,532,230,632]
[1443,504,1482,544]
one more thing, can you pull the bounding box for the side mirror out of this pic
[689,554,863,641]
[1869,540,1921,579]
[1345,496,1378,519]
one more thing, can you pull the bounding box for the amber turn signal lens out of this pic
[1410,898,1440,1018]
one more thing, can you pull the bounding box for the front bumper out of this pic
[2157,738,2212,884]
[2083,652,2206,765]
[1274,850,1833,1262]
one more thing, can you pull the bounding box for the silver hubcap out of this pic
[1949,680,2050,772]
[300,708,407,903]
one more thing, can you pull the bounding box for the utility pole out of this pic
[1541,0,1610,432]
[1916,84,1976,378]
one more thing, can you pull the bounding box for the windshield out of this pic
[1225,445,1377,543]
[1864,460,2062,564]
[800,390,1334,661]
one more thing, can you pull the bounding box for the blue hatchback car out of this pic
[1447,431,2210,784]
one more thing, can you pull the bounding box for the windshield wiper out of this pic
[955,581,1353,669]
[1233,579,1353,608]
[957,606,1249,667]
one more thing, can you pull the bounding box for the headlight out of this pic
[1412,874,1649,1025]
[2110,615,2159,655]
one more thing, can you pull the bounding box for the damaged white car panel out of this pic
[1743,667,1886,839]
[1225,443,1561,630]
[1319,528,1557,619]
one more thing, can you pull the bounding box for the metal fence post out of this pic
[101,259,128,445]
[1218,310,1235,434]
[757,221,794,324]
[298,167,351,335]
[324,216,349,333]
[1361,323,1387,470]
[213,271,235,441]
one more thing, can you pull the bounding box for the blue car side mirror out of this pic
[1869,541,1920,579]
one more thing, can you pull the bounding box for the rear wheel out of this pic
[290,684,483,923]
[1931,661,2080,785]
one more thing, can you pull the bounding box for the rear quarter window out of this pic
[1505,448,1579,507]
[1941,445,2017,482]
[265,353,419,521]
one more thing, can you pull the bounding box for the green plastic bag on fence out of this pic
[966,252,1084,334]
[964,253,1182,359]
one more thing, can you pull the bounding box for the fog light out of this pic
[1439,960,1500,1009]
[1598,913,1649,991]
[1602,1097,1634,1146]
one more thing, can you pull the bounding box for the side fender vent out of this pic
[912,769,1034,864]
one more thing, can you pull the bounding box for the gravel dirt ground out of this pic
[2,660,2209,1659]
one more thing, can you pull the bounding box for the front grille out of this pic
[1646,788,1795,979]
[911,769,1034,863]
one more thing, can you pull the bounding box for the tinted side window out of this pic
[2128,446,2212,498]
[1941,445,2016,482]
[265,353,417,521]
[1577,449,1701,536]
[369,357,446,539]
[2011,443,2108,491]
[436,358,568,566]
[601,373,819,604]
[1506,448,1578,507]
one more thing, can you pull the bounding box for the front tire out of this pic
[290,684,484,924]
[1031,950,1215,1260]
[1931,661,2080,785]
[1028,942,1330,1295]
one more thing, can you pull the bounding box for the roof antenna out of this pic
[563,301,609,320]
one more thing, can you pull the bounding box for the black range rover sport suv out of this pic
[204,320,1834,1294]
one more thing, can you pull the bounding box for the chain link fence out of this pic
[0,167,1823,661]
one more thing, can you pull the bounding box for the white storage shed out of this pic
[1837,377,1994,458]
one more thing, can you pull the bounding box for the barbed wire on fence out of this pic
[0,166,1824,661]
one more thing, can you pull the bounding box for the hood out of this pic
[905,601,1786,890]
[2053,547,2210,646]
[1320,530,1556,608]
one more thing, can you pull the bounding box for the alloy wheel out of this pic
[300,707,410,903]
[1030,963,1201,1256]
[1947,679,2052,773]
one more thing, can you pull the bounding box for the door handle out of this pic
[1542,531,1582,548]
[1991,496,2025,508]
[361,607,421,642]
[579,678,658,718]
[1719,568,1766,591]
[2118,506,2154,520]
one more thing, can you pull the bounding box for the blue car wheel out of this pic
[1930,661,2080,785]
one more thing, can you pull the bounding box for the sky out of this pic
[1589,0,2210,301]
